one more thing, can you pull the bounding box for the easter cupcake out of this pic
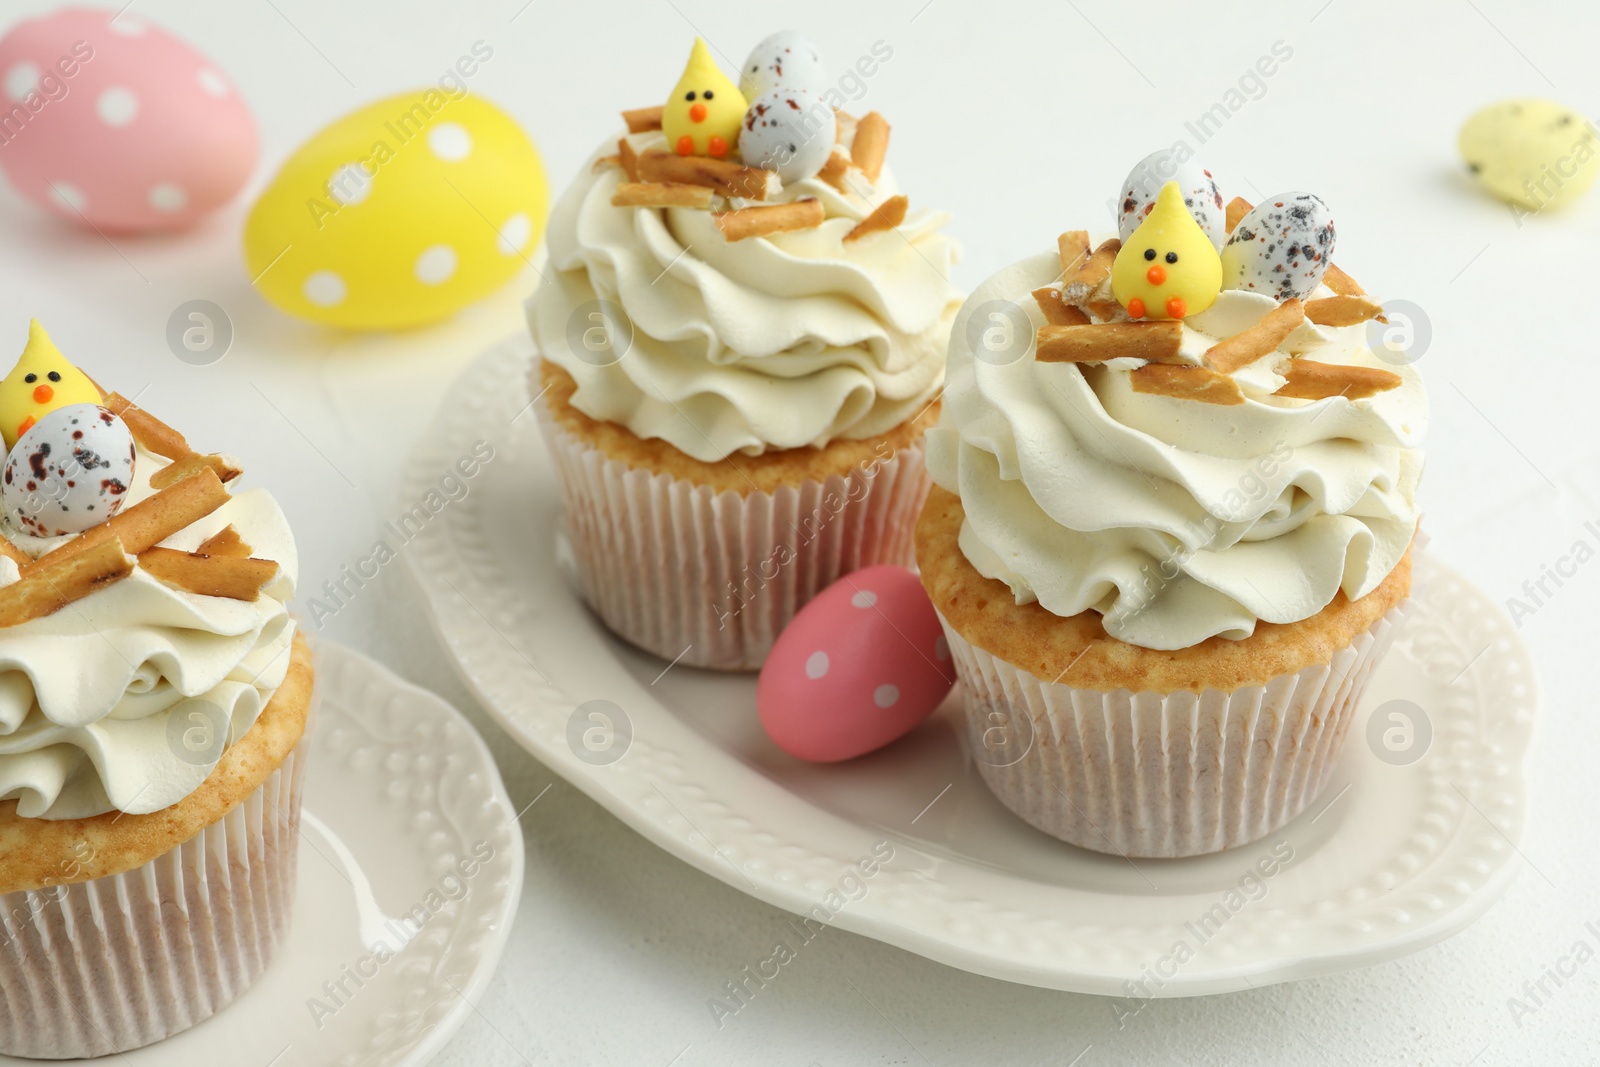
[0,322,307,1058]
[918,155,1424,857]
[529,32,960,671]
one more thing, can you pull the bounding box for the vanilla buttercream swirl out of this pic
[926,251,1426,651]
[528,132,961,461]
[0,447,298,820]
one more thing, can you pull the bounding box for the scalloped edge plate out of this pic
[402,336,1537,997]
[0,642,527,1067]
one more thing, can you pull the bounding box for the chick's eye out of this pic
[47,371,61,382]
[685,91,696,101]
[23,373,36,384]
[1143,248,1156,261]
[704,90,714,100]
[1165,251,1178,264]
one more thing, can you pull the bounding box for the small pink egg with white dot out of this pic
[0,8,258,232]
[758,565,954,762]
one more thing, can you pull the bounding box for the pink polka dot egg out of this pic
[0,8,258,232]
[759,566,955,763]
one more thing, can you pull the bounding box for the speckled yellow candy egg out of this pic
[1459,99,1599,212]
[244,90,546,329]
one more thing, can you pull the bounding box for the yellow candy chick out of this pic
[661,38,747,160]
[1111,181,1223,321]
[0,321,101,451]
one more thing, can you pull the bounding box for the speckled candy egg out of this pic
[1221,193,1336,302]
[3,404,135,538]
[243,91,547,330]
[1118,150,1225,250]
[738,31,826,100]
[1459,98,1599,211]
[740,88,835,182]
[0,8,258,232]
[758,566,955,763]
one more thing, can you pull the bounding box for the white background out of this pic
[4,0,1599,1063]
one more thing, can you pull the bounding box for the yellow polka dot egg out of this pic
[244,90,546,330]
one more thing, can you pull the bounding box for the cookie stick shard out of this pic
[1035,322,1185,364]
[621,106,664,133]
[1274,360,1402,400]
[715,199,825,241]
[1062,239,1121,303]
[1205,299,1305,374]
[0,537,133,627]
[138,547,280,602]
[636,150,780,200]
[1032,287,1091,327]
[611,182,716,210]
[1305,294,1384,327]
[197,525,252,559]
[852,112,890,182]
[1130,364,1245,405]
[844,195,908,242]
[1057,230,1091,278]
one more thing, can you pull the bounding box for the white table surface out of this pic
[5,0,1598,1063]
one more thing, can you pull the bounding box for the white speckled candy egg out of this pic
[739,88,835,182]
[243,91,547,330]
[1118,150,1226,250]
[3,404,135,538]
[1221,193,1336,302]
[758,566,954,762]
[1459,98,1600,210]
[738,31,826,100]
[0,8,258,232]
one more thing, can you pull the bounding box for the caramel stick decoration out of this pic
[1225,196,1253,234]
[138,548,279,602]
[1205,299,1305,374]
[1061,238,1121,302]
[844,195,907,242]
[1032,287,1090,327]
[636,151,779,200]
[1131,364,1245,406]
[851,112,890,182]
[617,137,639,182]
[197,525,252,559]
[1305,294,1383,327]
[818,150,851,193]
[621,106,664,133]
[1035,322,1185,364]
[0,538,133,628]
[1057,230,1090,278]
[611,182,715,210]
[1274,360,1401,401]
[715,199,825,241]
[24,468,229,575]
[149,452,243,492]
[0,538,29,569]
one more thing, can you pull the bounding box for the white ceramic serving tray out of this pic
[403,336,1536,997]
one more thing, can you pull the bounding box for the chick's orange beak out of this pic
[1146,265,1167,285]
[689,103,707,123]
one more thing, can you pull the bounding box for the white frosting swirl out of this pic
[528,132,961,461]
[0,447,297,820]
[926,250,1426,651]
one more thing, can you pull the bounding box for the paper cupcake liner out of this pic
[536,392,931,671]
[940,602,1409,858]
[0,739,309,1059]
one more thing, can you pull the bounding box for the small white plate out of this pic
[403,337,1538,998]
[0,642,526,1067]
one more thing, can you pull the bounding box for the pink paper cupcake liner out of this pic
[536,388,932,671]
[0,739,309,1059]
[940,602,1409,858]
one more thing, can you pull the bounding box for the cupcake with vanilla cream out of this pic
[918,155,1423,857]
[530,33,959,670]
[0,321,308,1057]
